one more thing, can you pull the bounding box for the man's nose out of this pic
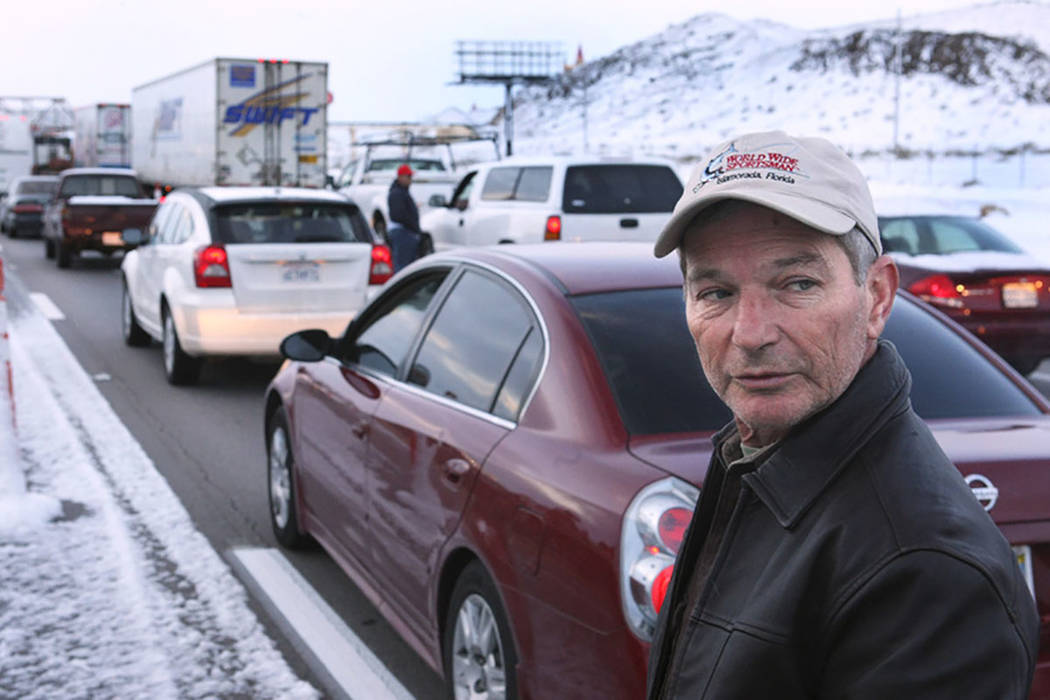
[731,292,780,351]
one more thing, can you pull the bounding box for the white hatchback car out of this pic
[121,187,393,384]
[419,156,683,249]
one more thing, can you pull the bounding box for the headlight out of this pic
[620,476,699,640]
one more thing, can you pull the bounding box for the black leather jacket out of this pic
[388,181,420,233]
[647,340,1039,699]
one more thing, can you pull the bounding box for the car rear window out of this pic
[16,180,57,196]
[212,202,371,244]
[59,175,141,198]
[562,165,682,214]
[879,216,1024,256]
[571,288,1042,436]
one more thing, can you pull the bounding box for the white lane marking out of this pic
[29,293,65,321]
[228,547,415,700]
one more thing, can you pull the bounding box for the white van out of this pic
[419,156,683,249]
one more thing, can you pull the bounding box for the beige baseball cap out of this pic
[654,130,881,258]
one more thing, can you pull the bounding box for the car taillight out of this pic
[621,477,699,640]
[908,274,964,309]
[12,203,43,214]
[194,244,232,288]
[544,215,561,241]
[370,244,393,285]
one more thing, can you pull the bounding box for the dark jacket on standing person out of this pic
[647,340,1039,700]
[388,180,420,233]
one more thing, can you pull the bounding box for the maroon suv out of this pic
[266,243,1050,699]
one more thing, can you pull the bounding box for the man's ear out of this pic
[865,255,899,340]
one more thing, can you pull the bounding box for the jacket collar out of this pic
[714,339,913,529]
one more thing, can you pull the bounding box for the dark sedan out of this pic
[1,175,58,238]
[265,243,1050,699]
[880,214,1050,375]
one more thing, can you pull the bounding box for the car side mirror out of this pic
[122,228,144,246]
[280,329,334,362]
[428,194,448,208]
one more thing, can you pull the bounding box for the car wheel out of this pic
[444,561,518,700]
[121,280,150,347]
[56,241,73,268]
[44,238,55,259]
[7,225,16,239]
[373,213,388,242]
[162,306,202,385]
[1009,357,1041,376]
[267,407,312,549]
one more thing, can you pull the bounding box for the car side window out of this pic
[492,327,543,421]
[171,206,194,244]
[156,203,183,244]
[451,172,477,210]
[350,273,448,377]
[147,201,173,243]
[481,167,520,200]
[880,219,920,256]
[408,269,537,415]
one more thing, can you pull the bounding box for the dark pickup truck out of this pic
[43,168,158,268]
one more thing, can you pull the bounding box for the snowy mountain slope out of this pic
[509,2,1050,159]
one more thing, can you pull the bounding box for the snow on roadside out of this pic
[0,301,317,699]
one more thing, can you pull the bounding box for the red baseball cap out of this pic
[397,164,413,177]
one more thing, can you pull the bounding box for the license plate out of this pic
[281,262,320,283]
[1002,282,1038,308]
[1013,544,1035,598]
[101,231,123,247]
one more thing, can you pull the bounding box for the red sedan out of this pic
[880,214,1050,375]
[264,243,1050,699]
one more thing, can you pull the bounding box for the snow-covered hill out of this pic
[509,1,1050,159]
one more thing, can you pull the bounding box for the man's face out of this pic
[682,203,889,446]
[397,173,412,187]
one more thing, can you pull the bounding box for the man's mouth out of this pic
[733,372,795,391]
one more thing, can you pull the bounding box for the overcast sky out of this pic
[1,0,1011,122]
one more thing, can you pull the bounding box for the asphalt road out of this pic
[0,235,444,699]
[4,234,1050,699]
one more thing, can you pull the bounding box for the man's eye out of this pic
[788,279,817,291]
[698,288,732,301]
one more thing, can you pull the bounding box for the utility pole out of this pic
[893,9,902,155]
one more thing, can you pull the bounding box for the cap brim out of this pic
[653,190,857,258]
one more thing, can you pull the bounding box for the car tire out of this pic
[1009,357,1041,377]
[162,305,202,385]
[44,238,55,259]
[443,561,518,700]
[266,407,312,549]
[121,280,150,347]
[56,241,73,268]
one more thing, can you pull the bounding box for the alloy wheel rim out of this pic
[163,315,175,374]
[451,593,506,700]
[268,426,291,529]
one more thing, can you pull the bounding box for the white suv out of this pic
[419,156,683,249]
[120,187,393,385]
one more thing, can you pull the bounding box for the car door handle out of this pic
[458,218,464,226]
[619,218,639,228]
[442,458,472,485]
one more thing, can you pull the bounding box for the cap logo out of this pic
[693,140,809,193]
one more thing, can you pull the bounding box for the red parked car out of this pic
[265,243,1050,699]
[880,214,1050,376]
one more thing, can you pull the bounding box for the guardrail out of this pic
[0,255,14,431]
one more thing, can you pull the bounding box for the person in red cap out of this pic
[386,163,424,271]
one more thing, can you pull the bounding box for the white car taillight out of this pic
[194,244,232,288]
[620,476,698,640]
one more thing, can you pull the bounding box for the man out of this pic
[387,163,423,271]
[646,131,1038,699]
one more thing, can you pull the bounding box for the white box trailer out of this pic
[74,103,132,168]
[132,58,327,188]
[0,115,33,194]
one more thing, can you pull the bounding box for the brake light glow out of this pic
[908,274,964,309]
[544,215,562,241]
[651,566,674,614]
[12,203,43,214]
[621,477,699,640]
[369,244,393,285]
[194,245,232,288]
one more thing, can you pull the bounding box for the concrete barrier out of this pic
[0,255,13,432]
